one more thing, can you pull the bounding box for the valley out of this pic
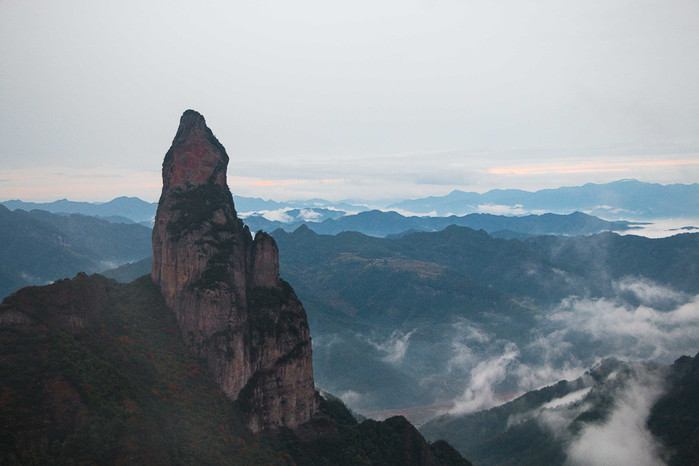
[2,181,697,464]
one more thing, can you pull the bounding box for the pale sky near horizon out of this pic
[1,0,698,203]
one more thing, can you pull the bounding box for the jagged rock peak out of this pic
[162,109,228,191]
[151,110,318,433]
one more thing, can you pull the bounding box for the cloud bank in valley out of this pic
[445,279,698,416]
[564,368,667,466]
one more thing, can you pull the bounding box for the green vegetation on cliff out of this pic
[0,274,467,465]
[165,183,244,241]
[0,275,277,464]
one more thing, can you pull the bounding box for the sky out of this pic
[1,0,698,203]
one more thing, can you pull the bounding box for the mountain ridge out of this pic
[243,210,636,238]
[390,179,699,219]
[4,179,697,226]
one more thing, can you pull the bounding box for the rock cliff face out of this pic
[151,109,318,432]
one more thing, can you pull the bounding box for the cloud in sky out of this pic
[1,1,699,201]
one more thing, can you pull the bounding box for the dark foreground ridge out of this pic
[0,274,470,464]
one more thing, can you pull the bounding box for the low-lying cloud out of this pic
[369,330,415,364]
[449,344,519,414]
[547,294,699,363]
[615,277,688,309]
[311,277,697,431]
[477,203,529,216]
[564,367,666,466]
[445,279,698,417]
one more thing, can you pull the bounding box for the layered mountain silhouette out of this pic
[243,210,636,238]
[0,197,158,225]
[390,179,699,219]
[0,206,152,299]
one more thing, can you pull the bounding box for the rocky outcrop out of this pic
[151,109,318,432]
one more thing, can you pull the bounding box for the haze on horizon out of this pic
[1,0,698,203]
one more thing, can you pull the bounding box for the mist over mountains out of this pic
[270,226,699,417]
[421,353,699,465]
[4,179,698,226]
[0,109,474,465]
[1,178,698,463]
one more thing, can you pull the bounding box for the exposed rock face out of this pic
[151,109,318,431]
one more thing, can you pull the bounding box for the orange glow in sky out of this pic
[489,159,699,176]
[248,178,344,187]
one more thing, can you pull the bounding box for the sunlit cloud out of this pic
[490,158,699,176]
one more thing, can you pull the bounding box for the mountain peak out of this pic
[152,111,318,432]
[162,109,228,191]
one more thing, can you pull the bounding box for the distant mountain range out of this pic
[0,206,152,299]
[0,196,158,225]
[244,210,636,238]
[0,203,658,302]
[390,179,699,219]
[4,180,697,228]
[0,196,366,226]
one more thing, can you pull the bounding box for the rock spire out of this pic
[151,110,318,432]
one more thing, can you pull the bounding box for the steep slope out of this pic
[0,273,468,465]
[0,109,469,464]
[0,274,277,464]
[648,353,699,465]
[151,110,317,432]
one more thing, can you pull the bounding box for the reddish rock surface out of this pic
[151,109,318,432]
